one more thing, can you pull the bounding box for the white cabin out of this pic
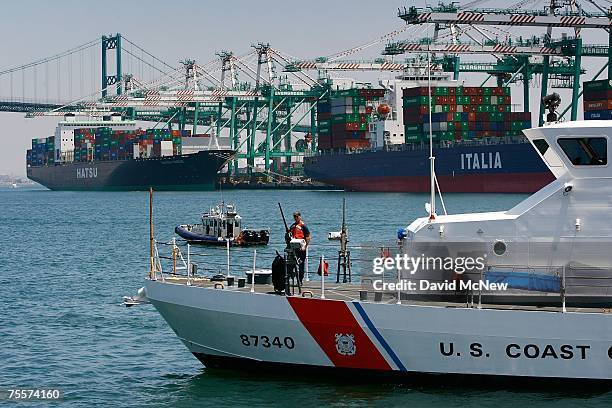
[405,120,612,271]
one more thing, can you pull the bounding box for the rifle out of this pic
[278,202,292,245]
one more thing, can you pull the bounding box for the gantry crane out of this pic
[393,1,611,123]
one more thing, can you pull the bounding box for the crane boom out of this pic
[383,39,608,57]
[284,56,583,77]
[399,6,611,29]
[285,60,408,72]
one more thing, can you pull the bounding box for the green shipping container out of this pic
[404,96,432,106]
[405,133,420,143]
[332,89,359,98]
[434,87,449,96]
[332,114,360,123]
[457,96,471,104]
[405,123,423,134]
[510,121,523,131]
[441,132,454,141]
[583,80,612,92]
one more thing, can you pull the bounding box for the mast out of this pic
[428,51,436,221]
[149,187,154,278]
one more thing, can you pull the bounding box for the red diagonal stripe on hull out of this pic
[287,297,391,370]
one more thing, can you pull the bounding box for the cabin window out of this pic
[558,137,607,166]
[533,139,549,156]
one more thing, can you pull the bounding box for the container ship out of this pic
[26,115,233,191]
[304,71,558,193]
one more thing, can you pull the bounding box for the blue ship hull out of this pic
[304,140,555,193]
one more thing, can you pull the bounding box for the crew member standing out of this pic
[290,211,311,282]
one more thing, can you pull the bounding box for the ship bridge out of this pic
[524,120,611,180]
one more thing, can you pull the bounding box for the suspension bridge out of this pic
[1,0,611,176]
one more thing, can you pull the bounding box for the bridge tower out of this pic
[101,34,122,97]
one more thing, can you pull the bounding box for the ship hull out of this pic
[26,150,233,191]
[304,142,555,193]
[145,280,612,381]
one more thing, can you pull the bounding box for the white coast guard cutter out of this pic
[142,121,612,382]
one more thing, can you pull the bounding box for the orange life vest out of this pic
[290,221,306,239]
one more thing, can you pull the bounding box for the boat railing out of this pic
[150,238,612,311]
[371,259,612,311]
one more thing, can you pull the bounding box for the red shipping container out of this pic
[448,105,457,113]
[404,111,423,123]
[403,87,430,97]
[404,105,429,115]
[449,88,456,95]
[447,96,456,104]
[583,89,612,101]
[468,112,477,121]
[475,113,488,122]
[584,99,612,111]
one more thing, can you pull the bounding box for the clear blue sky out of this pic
[0,0,608,175]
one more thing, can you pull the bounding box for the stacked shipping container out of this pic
[317,88,384,150]
[583,79,612,121]
[26,128,189,167]
[27,137,55,166]
[403,86,531,143]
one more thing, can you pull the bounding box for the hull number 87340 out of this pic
[240,334,295,349]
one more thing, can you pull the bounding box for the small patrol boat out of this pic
[175,203,270,246]
[139,121,612,383]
